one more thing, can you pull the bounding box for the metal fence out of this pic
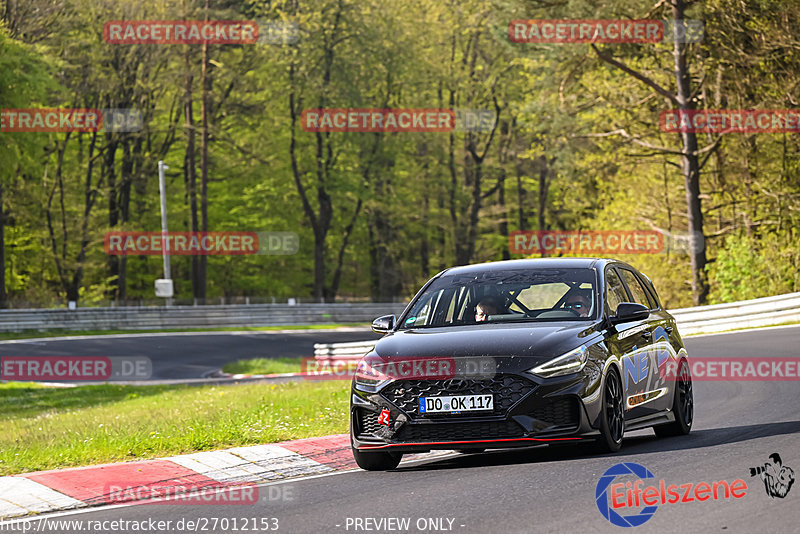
[1,292,798,336]
[669,291,800,335]
[0,303,408,332]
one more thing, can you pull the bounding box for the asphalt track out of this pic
[0,328,381,380]
[4,325,800,533]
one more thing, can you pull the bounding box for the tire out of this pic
[352,448,402,471]
[596,368,625,452]
[654,359,693,438]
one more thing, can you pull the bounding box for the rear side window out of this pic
[619,269,654,309]
[639,275,662,309]
[605,269,629,315]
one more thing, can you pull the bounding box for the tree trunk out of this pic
[313,228,326,302]
[117,140,134,302]
[106,138,119,300]
[672,0,708,304]
[498,169,509,261]
[420,194,430,277]
[198,0,210,300]
[184,44,200,300]
[516,163,528,230]
[0,181,6,308]
[537,155,551,257]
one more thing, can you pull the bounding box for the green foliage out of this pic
[1,0,799,308]
[709,231,800,303]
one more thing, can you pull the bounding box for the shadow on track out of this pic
[393,420,800,472]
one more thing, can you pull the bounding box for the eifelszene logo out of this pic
[749,453,795,499]
[595,462,748,527]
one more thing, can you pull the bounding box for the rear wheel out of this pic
[654,359,693,437]
[352,448,402,471]
[596,368,624,452]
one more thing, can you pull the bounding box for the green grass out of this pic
[222,357,303,375]
[0,380,351,476]
[0,323,368,341]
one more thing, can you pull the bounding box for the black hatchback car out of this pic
[350,258,693,470]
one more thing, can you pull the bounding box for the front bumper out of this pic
[350,371,601,453]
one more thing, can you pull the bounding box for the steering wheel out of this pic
[559,307,581,317]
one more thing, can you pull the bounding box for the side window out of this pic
[404,294,433,327]
[640,275,662,309]
[605,268,629,315]
[619,269,653,309]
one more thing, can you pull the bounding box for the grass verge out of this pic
[0,380,350,476]
[222,358,303,375]
[0,323,369,341]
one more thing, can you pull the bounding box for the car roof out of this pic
[440,258,618,276]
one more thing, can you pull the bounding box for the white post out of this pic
[158,161,171,279]
[156,161,174,305]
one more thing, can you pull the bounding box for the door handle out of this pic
[664,326,673,334]
[641,330,652,339]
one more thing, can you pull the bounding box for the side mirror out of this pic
[610,302,650,324]
[371,314,395,334]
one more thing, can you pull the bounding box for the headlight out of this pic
[354,357,392,391]
[529,345,588,378]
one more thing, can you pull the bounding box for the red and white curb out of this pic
[0,434,450,521]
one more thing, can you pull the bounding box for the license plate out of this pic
[418,394,494,414]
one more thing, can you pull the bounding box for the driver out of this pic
[475,296,505,322]
[564,291,591,317]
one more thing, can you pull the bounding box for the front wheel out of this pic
[654,359,693,438]
[352,448,402,471]
[596,368,625,452]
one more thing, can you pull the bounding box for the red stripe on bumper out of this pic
[357,436,583,450]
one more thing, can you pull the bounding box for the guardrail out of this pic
[313,292,800,362]
[669,292,800,335]
[0,303,408,332]
[2,292,797,338]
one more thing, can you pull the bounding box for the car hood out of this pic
[373,321,603,365]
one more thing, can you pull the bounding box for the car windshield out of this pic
[399,267,597,329]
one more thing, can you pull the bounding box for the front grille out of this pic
[356,409,382,437]
[531,398,580,428]
[381,375,534,418]
[395,420,525,442]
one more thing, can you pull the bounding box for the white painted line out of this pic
[226,444,302,462]
[166,446,331,483]
[0,477,83,520]
[167,451,269,483]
